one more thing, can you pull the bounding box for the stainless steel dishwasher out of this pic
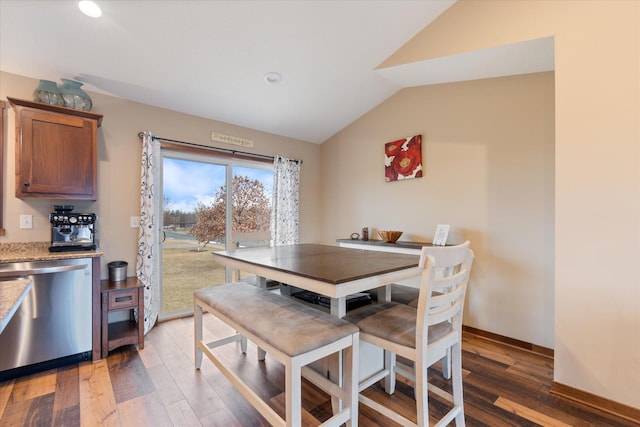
[0,257,92,380]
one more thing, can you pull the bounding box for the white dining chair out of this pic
[388,241,471,380]
[345,242,473,426]
[229,230,277,288]
[228,230,274,358]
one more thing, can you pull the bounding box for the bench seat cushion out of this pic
[195,283,359,357]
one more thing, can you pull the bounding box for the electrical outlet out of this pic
[20,214,33,229]
[130,216,140,228]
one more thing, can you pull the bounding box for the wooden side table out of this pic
[101,277,144,358]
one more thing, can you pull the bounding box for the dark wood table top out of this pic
[212,243,419,284]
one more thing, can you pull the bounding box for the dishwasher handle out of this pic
[0,262,88,278]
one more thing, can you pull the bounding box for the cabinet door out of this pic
[17,108,97,199]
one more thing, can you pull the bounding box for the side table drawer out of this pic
[108,288,138,310]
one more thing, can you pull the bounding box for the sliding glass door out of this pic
[159,150,273,318]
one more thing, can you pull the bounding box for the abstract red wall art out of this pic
[384,135,423,182]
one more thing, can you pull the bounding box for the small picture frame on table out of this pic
[433,224,450,246]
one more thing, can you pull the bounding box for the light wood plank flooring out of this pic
[0,314,636,426]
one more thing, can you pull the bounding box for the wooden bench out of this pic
[194,282,360,427]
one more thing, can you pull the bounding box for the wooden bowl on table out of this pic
[378,230,403,243]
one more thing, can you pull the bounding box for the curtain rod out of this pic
[137,132,302,164]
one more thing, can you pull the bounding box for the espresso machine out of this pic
[49,205,97,252]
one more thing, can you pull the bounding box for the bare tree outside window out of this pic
[191,175,271,249]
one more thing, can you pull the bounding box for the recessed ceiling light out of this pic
[78,1,102,18]
[264,72,282,84]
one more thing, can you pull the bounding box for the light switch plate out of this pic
[130,216,140,228]
[20,214,33,229]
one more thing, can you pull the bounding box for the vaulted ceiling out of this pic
[0,1,553,143]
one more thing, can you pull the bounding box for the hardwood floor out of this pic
[0,314,636,426]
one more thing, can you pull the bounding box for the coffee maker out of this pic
[49,205,97,252]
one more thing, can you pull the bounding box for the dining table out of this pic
[211,243,421,318]
[211,242,423,402]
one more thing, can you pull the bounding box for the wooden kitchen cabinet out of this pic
[8,97,102,200]
[101,277,144,358]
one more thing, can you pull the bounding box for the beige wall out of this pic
[320,72,555,347]
[0,71,322,278]
[374,0,640,409]
[1,0,638,411]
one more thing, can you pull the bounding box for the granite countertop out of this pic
[0,277,32,334]
[0,242,103,263]
[336,238,436,250]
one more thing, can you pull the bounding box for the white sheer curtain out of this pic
[271,155,301,245]
[137,131,161,334]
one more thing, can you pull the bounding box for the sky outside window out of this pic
[163,158,273,213]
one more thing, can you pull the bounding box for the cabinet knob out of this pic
[23,181,30,187]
